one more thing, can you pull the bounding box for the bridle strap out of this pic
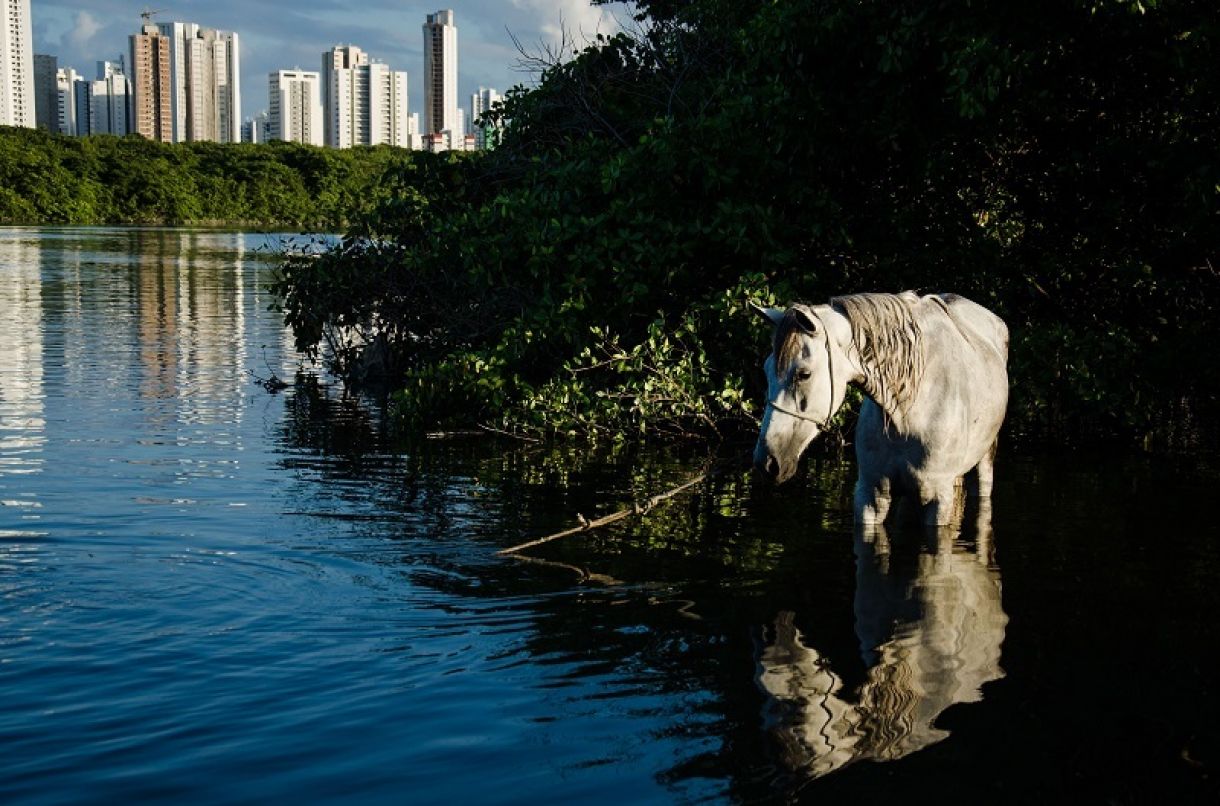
[767,306,836,428]
[766,399,829,426]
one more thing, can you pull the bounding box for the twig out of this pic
[477,423,543,443]
[247,368,289,393]
[495,470,708,556]
[424,429,486,440]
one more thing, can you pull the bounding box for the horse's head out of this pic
[752,303,850,484]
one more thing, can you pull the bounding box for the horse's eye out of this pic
[795,369,812,383]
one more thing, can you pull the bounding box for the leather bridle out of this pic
[766,307,836,428]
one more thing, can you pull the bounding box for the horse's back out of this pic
[924,292,1008,364]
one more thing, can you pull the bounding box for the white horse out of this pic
[752,292,1009,526]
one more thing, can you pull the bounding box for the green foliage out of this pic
[515,311,754,439]
[275,0,1220,447]
[0,127,408,227]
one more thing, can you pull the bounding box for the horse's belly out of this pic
[856,392,1002,487]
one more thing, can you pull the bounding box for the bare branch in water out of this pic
[496,469,709,556]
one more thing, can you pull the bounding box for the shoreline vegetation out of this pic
[11,0,1217,451]
[0,126,409,228]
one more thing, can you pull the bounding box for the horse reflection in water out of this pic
[756,504,1007,779]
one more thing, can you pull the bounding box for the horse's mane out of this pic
[830,292,925,416]
[771,293,926,416]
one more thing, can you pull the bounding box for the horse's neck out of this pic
[856,365,908,431]
[833,314,923,432]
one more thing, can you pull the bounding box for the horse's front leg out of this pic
[920,475,962,528]
[854,475,892,530]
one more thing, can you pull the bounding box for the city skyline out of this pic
[29,0,627,125]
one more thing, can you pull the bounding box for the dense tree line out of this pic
[275,0,1219,448]
[0,126,409,227]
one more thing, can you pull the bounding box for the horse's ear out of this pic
[749,301,785,328]
[791,304,819,334]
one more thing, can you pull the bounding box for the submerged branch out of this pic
[495,469,709,556]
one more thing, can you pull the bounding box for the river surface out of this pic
[1,227,1217,803]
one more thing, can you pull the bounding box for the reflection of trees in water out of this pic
[757,504,1007,782]
[274,397,844,581]
[278,374,387,460]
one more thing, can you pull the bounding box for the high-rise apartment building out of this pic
[268,69,323,146]
[422,10,458,139]
[157,21,241,143]
[0,0,35,127]
[470,87,501,149]
[54,66,82,135]
[322,45,409,149]
[367,62,409,147]
[72,73,90,135]
[241,110,271,143]
[90,61,131,137]
[408,112,421,150]
[322,44,367,148]
[33,53,56,131]
[129,23,173,141]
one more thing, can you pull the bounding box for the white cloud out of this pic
[509,0,624,51]
[65,10,102,50]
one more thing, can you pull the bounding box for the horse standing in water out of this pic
[752,292,1009,527]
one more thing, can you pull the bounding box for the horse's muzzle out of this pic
[755,453,783,482]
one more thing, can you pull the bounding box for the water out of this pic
[1,227,1217,803]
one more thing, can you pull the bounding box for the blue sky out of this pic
[30,0,629,122]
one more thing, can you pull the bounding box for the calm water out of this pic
[1,227,1218,803]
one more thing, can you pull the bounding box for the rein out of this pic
[767,307,837,428]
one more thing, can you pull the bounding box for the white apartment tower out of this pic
[408,112,422,150]
[269,69,323,146]
[0,0,35,127]
[157,21,241,143]
[54,66,83,135]
[322,44,366,148]
[422,10,458,139]
[323,45,409,148]
[90,61,131,137]
[367,63,409,147]
[470,87,501,149]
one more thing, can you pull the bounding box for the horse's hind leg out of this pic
[975,439,998,499]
